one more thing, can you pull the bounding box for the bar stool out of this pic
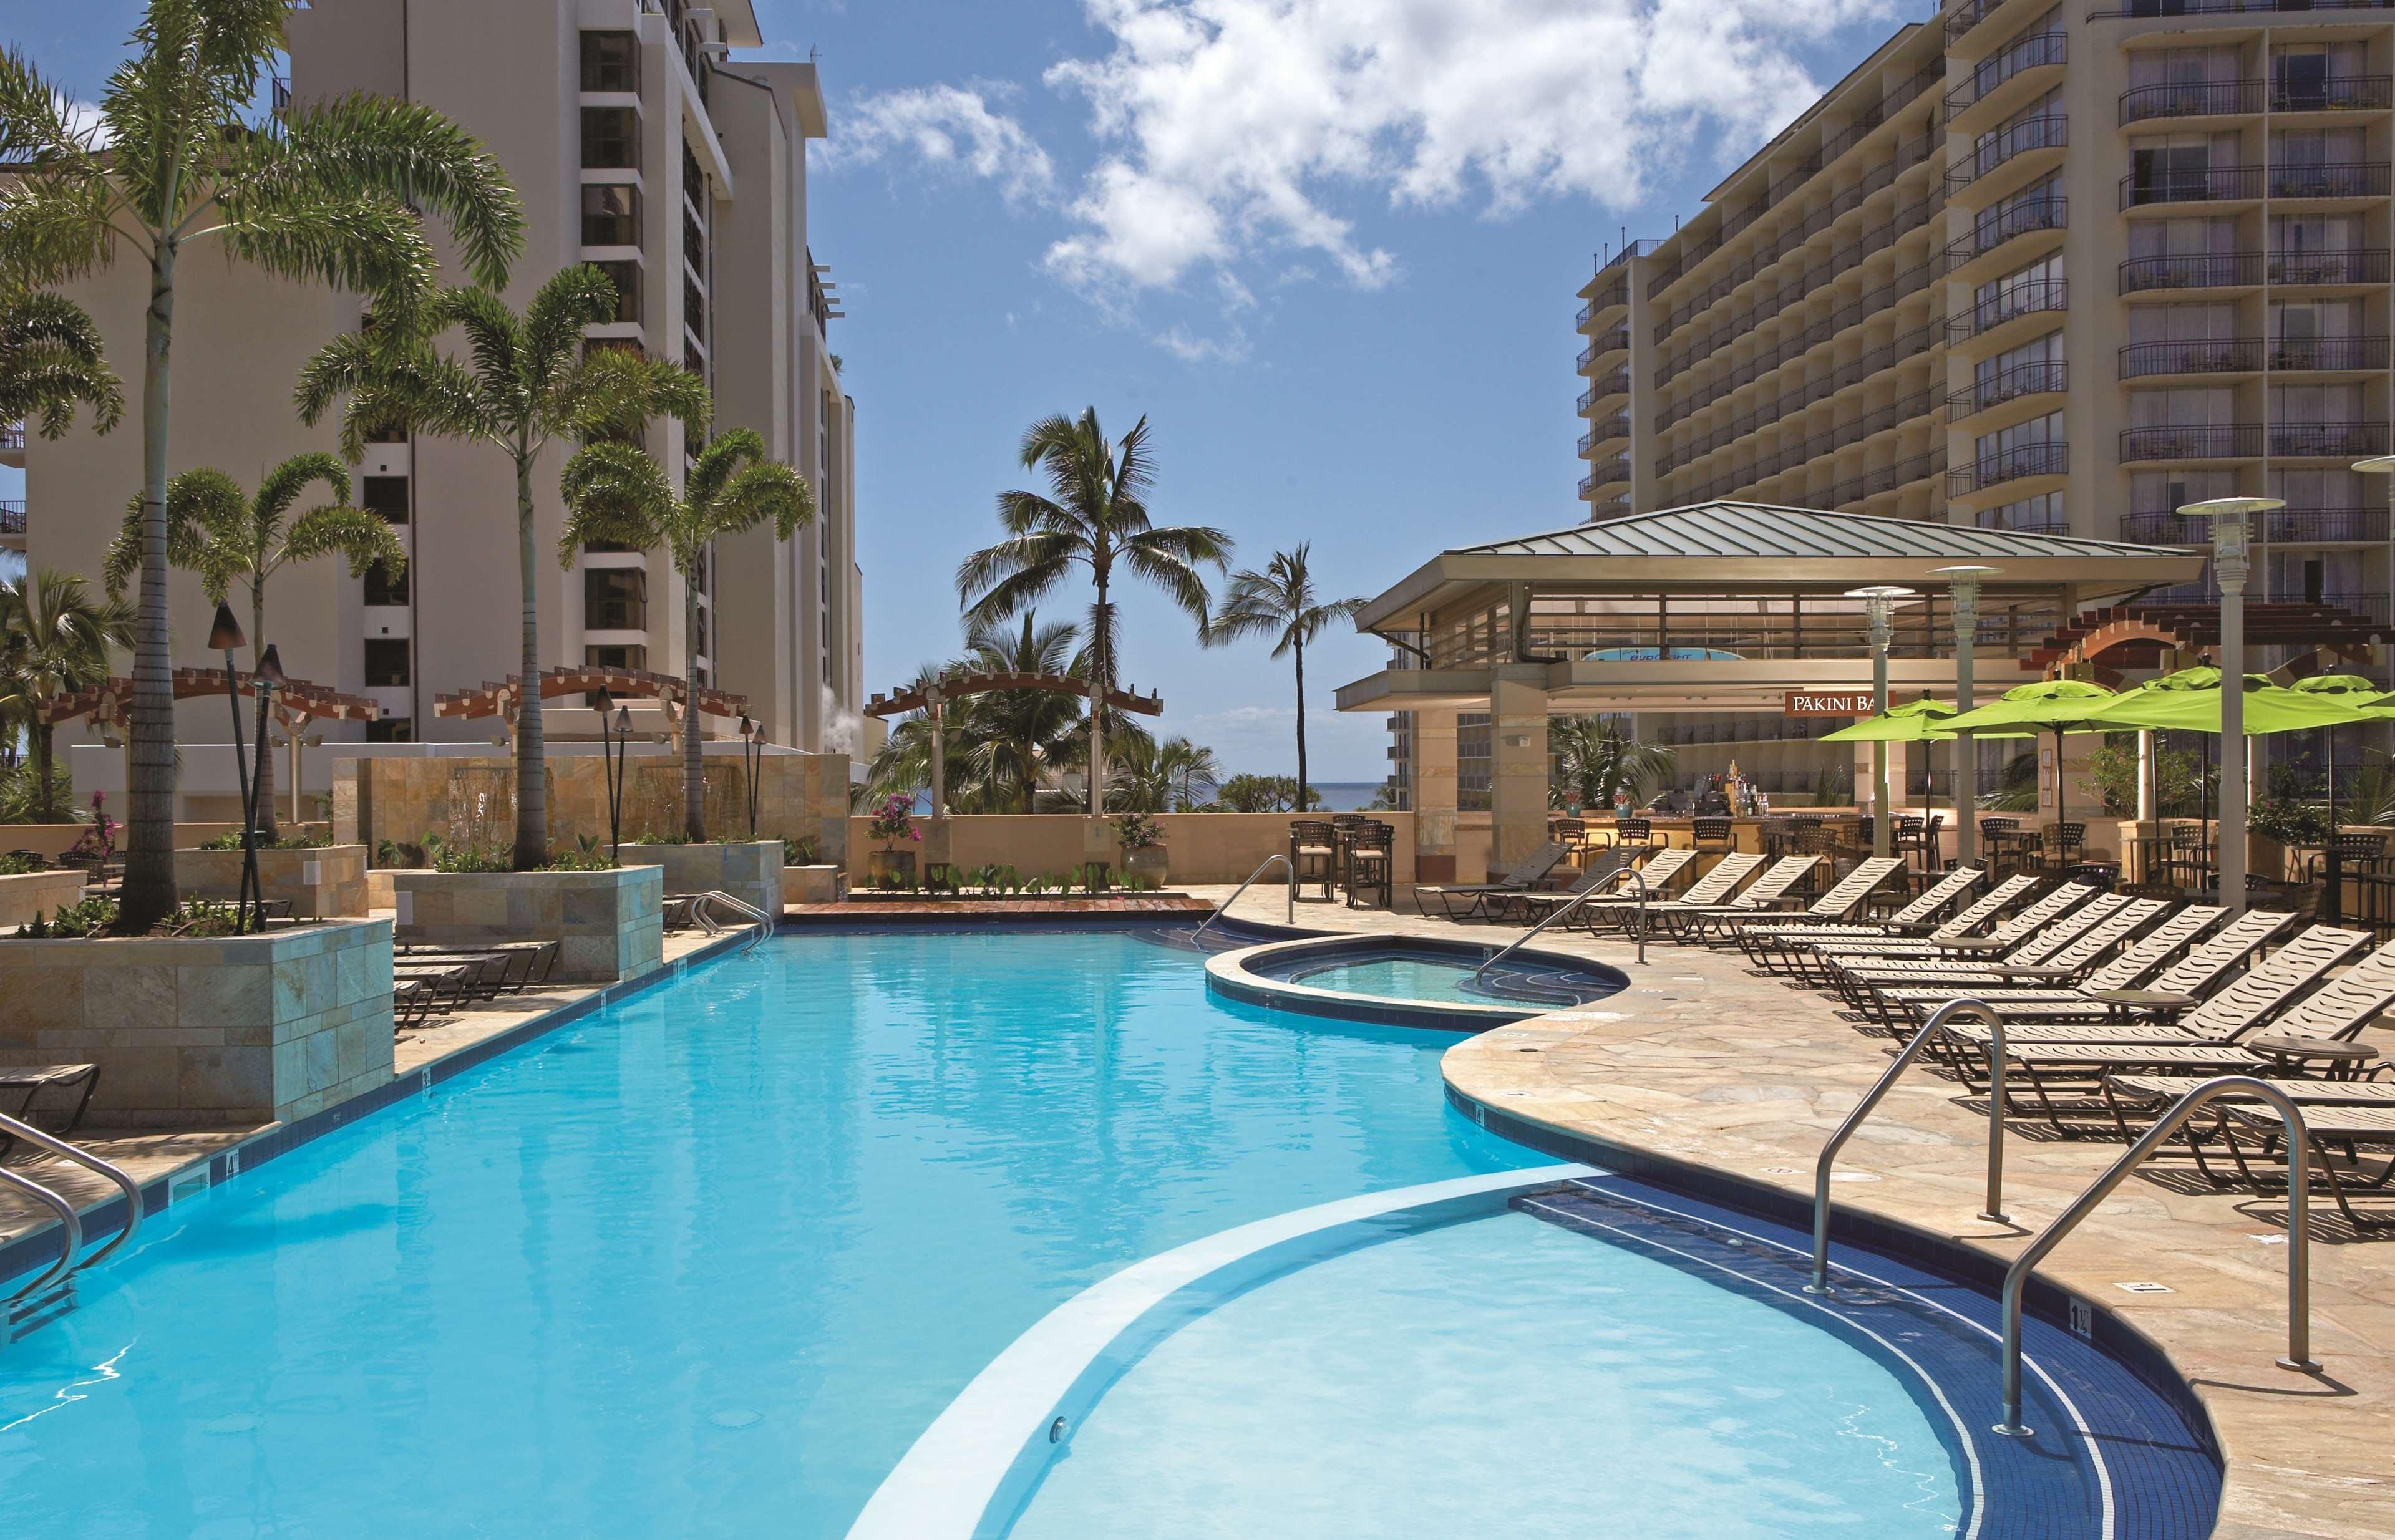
[2047,821,2087,871]
[1611,816,1658,860]
[1289,819,1339,900]
[1345,821,1395,908]
[1691,816,1734,860]
[1548,816,1588,863]
[1978,816,2023,877]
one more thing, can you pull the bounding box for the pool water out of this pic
[1014,1211,1958,1539]
[1291,956,1522,1005]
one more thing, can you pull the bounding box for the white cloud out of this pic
[1154,323,1248,363]
[824,84,1056,205]
[1039,0,1900,294]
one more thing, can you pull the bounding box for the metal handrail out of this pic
[692,889,772,954]
[0,1108,145,1287]
[1194,854,1293,937]
[1476,863,1648,977]
[1810,1000,2008,1294]
[0,1166,82,1303]
[1996,1075,2317,1435]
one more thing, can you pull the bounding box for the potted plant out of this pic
[867,793,920,884]
[1116,813,1168,885]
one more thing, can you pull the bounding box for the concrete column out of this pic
[1411,708,1459,884]
[1490,668,1552,870]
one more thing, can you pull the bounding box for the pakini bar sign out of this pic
[1784,690,1875,717]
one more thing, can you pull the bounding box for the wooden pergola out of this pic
[434,666,749,740]
[863,671,1163,817]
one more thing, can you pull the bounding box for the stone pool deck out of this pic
[1195,883,2394,1540]
[0,927,725,1258]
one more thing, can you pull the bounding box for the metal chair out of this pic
[1344,821,1395,908]
[1289,820,1339,901]
[1691,816,1734,858]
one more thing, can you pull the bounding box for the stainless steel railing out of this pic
[1809,999,2008,1294]
[1475,864,1649,978]
[691,889,772,954]
[1996,1075,2318,1436]
[0,1108,146,1301]
[1194,855,1293,938]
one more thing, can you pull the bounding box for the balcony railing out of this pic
[2094,0,2391,15]
[1948,442,2067,496]
[2270,248,2391,286]
[2271,421,2390,457]
[2120,163,2263,208]
[2268,335,2391,372]
[1948,115,2067,191]
[1827,450,1946,509]
[2119,79,2263,124]
[1945,196,2066,268]
[1595,239,1661,276]
[1588,498,1633,520]
[2125,507,2389,543]
[2118,337,2261,377]
[1953,358,2069,414]
[2118,251,2263,293]
[1950,277,2069,340]
[0,421,22,452]
[2314,591,2392,622]
[1945,0,2009,42]
[2273,74,2394,113]
[0,500,24,536]
[1589,456,1632,487]
[1576,387,1593,412]
[2120,424,2261,460]
[1590,366,1632,400]
[1948,29,2066,116]
[1576,474,1595,498]
[2268,162,2392,200]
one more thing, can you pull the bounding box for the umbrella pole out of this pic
[2326,727,2341,923]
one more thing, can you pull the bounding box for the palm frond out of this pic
[555,439,672,566]
[260,91,524,288]
[281,504,406,581]
[711,459,815,545]
[0,289,124,435]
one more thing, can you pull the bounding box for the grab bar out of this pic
[1195,854,1293,938]
[1476,863,1648,978]
[693,890,772,954]
[1809,999,2008,1295]
[0,1166,82,1303]
[1996,1075,2317,1436]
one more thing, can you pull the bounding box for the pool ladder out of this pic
[688,889,773,955]
[1194,855,1294,939]
[1,1110,146,1307]
[1475,863,1648,977]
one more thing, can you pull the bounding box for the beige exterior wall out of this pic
[845,813,1422,888]
[19,0,864,785]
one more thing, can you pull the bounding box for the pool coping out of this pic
[1203,932,1627,1029]
[0,926,755,1293]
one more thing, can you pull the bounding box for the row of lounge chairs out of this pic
[394,941,561,1030]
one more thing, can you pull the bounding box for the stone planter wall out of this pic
[0,869,86,929]
[390,866,663,983]
[786,864,842,904]
[0,919,394,1129]
[618,841,783,918]
[178,845,372,918]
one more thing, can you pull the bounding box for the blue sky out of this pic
[6,0,1912,780]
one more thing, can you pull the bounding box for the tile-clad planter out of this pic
[390,866,664,983]
[178,845,372,918]
[0,869,86,929]
[617,841,784,919]
[0,919,394,1129]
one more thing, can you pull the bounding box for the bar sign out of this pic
[1785,690,1873,717]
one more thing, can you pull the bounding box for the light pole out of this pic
[1931,565,2001,869]
[596,689,629,860]
[208,603,252,925]
[2180,496,2283,916]
[1846,586,1916,858]
[245,645,286,932]
[738,712,763,838]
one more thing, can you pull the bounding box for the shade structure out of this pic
[1938,679,2122,830]
[2091,667,2374,735]
[1817,699,1959,743]
[2288,672,2386,699]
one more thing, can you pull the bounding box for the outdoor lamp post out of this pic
[596,689,628,859]
[738,713,763,838]
[1845,586,1916,858]
[208,604,255,929]
[243,644,286,933]
[2180,496,2283,915]
[1931,566,2001,868]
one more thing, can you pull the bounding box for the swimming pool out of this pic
[0,925,2210,1537]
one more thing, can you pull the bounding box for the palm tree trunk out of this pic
[121,239,180,929]
[1293,637,1308,810]
[250,588,277,844]
[1089,578,1108,816]
[34,722,57,824]
[684,569,706,841]
[511,453,548,869]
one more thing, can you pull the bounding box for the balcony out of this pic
[0,420,22,454]
[1948,276,2069,341]
[1588,455,1632,489]
[2119,163,2262,209]
[2270,248,2391,286]
[1828,450,1946,508]
[2119,424,2262,461]
[1946,115,2067,195]
[1947,30,2066,120]
[1952,358,2069,415]
[2274,75,2394,114]
[2118,251,2263,294]
[2092,0,2394,17]
[2268,335,2391,372]
[1576,474,1595,498]
[1588,498,1633,520]
[2271,421,2389,458]
[2119,79,2263,125]
[2118,337,2260,379]
[1944,196,2066,274]
[1948,442,2067,497]
[2124,507,2388,544]
[2267,162,2391,200]
[0,499,22,546]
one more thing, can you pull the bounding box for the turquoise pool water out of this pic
[0,927,1964,1538]
[1291,956,1520,1004]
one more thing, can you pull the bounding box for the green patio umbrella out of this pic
[1819,699,2029,844]
[2290,672,2395,910]
[1940,678,2122,828]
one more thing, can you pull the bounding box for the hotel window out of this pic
[363,639,411,687]
[2132,469,2235,515]
[2128,216,2238,261]
[684,273,706,341]
[1973,409,2064,473]
[584,566,647,631]
[2129,133,2235,200]
[2127,303,2237,344]
[2273,42,2366,109]
[363,558,407,606]
[2127,46,2241,92]
[1976,491,2066,535]
[359,475,408,525]
[581,184,639,248]
[366,717,413,743]
[593,259,641,324]
[683,142,707,209]
[585,643,648,673]
[1456,712,1492,813]
[683,203,705,274]
[580,31,638,94]
[580,107,639,170]
[2268,466,2368,515]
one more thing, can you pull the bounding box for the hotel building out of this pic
[10,0,863,780]
[1557,0,2395,796]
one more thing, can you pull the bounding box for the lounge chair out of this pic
[1930,908,2296,1039]
[1709,856,1905,943]
[2208,1102,2395,1229]
[1737,865,1984,971]
[1815,883,2101,1007]
[1572,851,1765,934]
[0,1063,100,1155]
[1654,855,1834,944]
[1868,903,2223,1030]
[1840,894,2154,1029]
[1794,875,2063,973]
[1411,841,1570,922]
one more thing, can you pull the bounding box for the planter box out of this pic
[618,841,784,918]
[0,919,394,1129]
[786,864,842,905]
[0,869,86,929]
[178,845,372,918]
[390,866,663,983]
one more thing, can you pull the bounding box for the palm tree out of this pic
[1,289,122,441]
[958,613,1084,813]
[559,428,813,841]
[1205,543,1366,806]
[956,409,1229,817]
[1548,715,1676,811]
[299,269,706,866]
[1114,735,1222,813]
[0,570,135,823]
[100,452,404,839]
[0,4,523,924]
